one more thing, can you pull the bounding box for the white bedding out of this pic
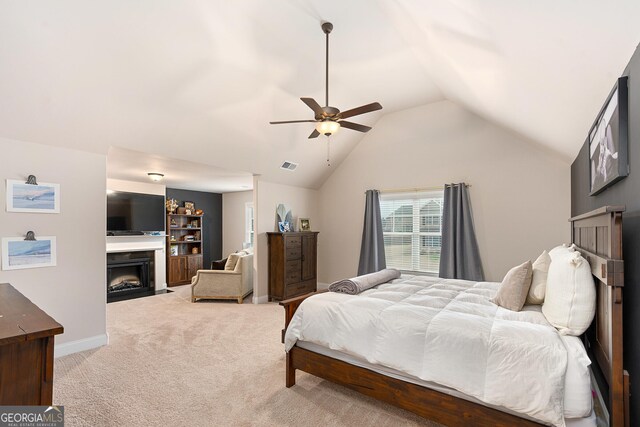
[284,275,592,427]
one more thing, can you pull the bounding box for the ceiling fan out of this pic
[270,22,383,139]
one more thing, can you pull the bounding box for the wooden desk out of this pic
[0,283,64,405]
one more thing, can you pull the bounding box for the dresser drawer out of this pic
[285,260,302,285]
[285,236,302,260]
[284,280,316,298]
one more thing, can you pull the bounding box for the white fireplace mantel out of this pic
[106,235,167,291]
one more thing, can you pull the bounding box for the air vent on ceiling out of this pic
[280,161,298,171]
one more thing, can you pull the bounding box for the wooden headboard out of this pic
[570,206,628,427]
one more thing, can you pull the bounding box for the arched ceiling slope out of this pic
[0,1,638,188]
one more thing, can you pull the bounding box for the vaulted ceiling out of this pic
[1,1,639,190]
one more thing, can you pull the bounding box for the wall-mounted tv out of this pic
[107,191,165,234]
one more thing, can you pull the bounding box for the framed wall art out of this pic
[6,179,60,213]
[298,218,311,231]
[589,76,629,196]
[1,236,57,270]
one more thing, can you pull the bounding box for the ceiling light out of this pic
[147,172,164,182]
[316,120,340,136]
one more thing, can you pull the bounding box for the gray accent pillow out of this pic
[492,260,533,312]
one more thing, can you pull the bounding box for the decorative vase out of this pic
[166,198,178,213]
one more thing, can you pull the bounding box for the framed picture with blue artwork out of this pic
[1,236,57,270]
[6,179,60,213]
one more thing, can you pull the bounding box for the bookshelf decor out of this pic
[166,213,203,286]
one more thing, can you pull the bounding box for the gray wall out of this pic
[571,45,639,424]
[166,188,222,267]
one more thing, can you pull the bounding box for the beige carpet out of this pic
[54,286,439,426]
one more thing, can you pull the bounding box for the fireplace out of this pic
[107,251,155,302]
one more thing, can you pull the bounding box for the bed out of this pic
[280,206,629,427]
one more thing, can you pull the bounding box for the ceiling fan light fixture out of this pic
[147,172,164,182]
[316,120,340,136]
[269,21,382,160]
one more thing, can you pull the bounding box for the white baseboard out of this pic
[55,333,109,358]
[253,295,269,304]
[317,282,329,291]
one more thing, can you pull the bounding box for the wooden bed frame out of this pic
[280,206,629,426]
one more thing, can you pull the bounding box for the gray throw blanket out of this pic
[328,268,401,294]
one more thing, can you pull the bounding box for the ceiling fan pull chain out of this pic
[327,136,331,167]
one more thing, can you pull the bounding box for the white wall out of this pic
[0,137,107,356]
[253,179,319,303]
[222,190,253,256]
[318,100,571,283]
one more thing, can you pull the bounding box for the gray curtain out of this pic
[439,183,484,281]
[357,190,386,275]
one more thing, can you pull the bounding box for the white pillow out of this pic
[542,251,595,336]
[526,250,551,305]
[548,244,575,260]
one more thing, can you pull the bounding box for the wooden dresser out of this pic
[0,283,64,405]
[268,232,319,301]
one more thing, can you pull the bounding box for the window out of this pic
[380,190,444,274]
[245,202,254,248]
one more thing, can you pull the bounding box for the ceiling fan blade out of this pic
[340,102,383,119]
[339,121,372,133]
[300,97,324,116]
[308,129,320,139]
[269,120,317,125]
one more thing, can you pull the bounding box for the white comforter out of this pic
[284,276,569,426]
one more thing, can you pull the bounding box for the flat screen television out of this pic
[107,191,165,234]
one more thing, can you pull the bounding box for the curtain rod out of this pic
[372,184,471,194]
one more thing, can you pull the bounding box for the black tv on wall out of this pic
[107,191,165,234]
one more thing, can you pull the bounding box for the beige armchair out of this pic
[191,253,253,303]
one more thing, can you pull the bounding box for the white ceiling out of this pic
[107,147,253,193]
[0,1,639,190]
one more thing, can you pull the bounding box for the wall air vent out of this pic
[280,161,298,171]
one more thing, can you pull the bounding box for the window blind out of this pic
[380,190,444,274]
[245,203,254,247]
